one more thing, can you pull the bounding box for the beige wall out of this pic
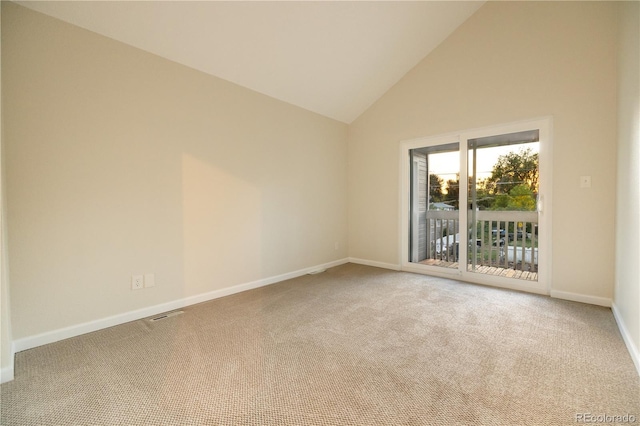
[2,0,634,367]
[348,1,618,300]
[1,126,12,381]
[614,1,640,363]
[2,3,348,340]
[1,3,14,380]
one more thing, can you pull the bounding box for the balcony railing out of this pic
[425,210,538,276]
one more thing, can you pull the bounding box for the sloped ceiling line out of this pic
[17,1,484,123]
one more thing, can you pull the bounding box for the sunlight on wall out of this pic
[182,154,263,295]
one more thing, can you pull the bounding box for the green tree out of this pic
[506,184,536,211]
[444,175,460,207]
[487,148,539,196]
[449,175,493,210]
[473,177,494,209]
[489,184,536,211]
[429,174,444,202]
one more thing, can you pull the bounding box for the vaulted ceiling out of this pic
[17,1,484,123]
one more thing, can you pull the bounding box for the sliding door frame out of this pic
[399,117,553,295]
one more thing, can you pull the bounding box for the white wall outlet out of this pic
[131,274,144,290]
[144,273,155,288]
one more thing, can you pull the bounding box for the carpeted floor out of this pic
[1,263,638,425]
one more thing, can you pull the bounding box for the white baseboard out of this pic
[348,257,400,271]
[13,258,350,354]
[1,365,13,384]
[1,344,15,384]
[612,302,640,377]
[550,290,612,307]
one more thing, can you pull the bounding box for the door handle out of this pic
[537,195,543,213]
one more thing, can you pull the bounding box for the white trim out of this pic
[1,365,13,384]
[550,290,612,307]
[1,343,15,384]
[612,302,640,377]
[537,117,553,295]
[13,258,349,353]
[348,257,400,271]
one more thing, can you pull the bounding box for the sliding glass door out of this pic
[401,119,550,294]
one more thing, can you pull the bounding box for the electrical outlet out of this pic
[131,274,144,290]
[144,273,155,288]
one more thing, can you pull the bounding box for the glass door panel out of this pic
[409,143,460,270]
[466,130,540,281]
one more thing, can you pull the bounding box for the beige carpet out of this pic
[1,263,638,425]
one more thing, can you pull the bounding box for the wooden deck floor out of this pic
[419,259,538,281]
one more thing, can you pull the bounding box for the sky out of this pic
[428,142,539,181]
